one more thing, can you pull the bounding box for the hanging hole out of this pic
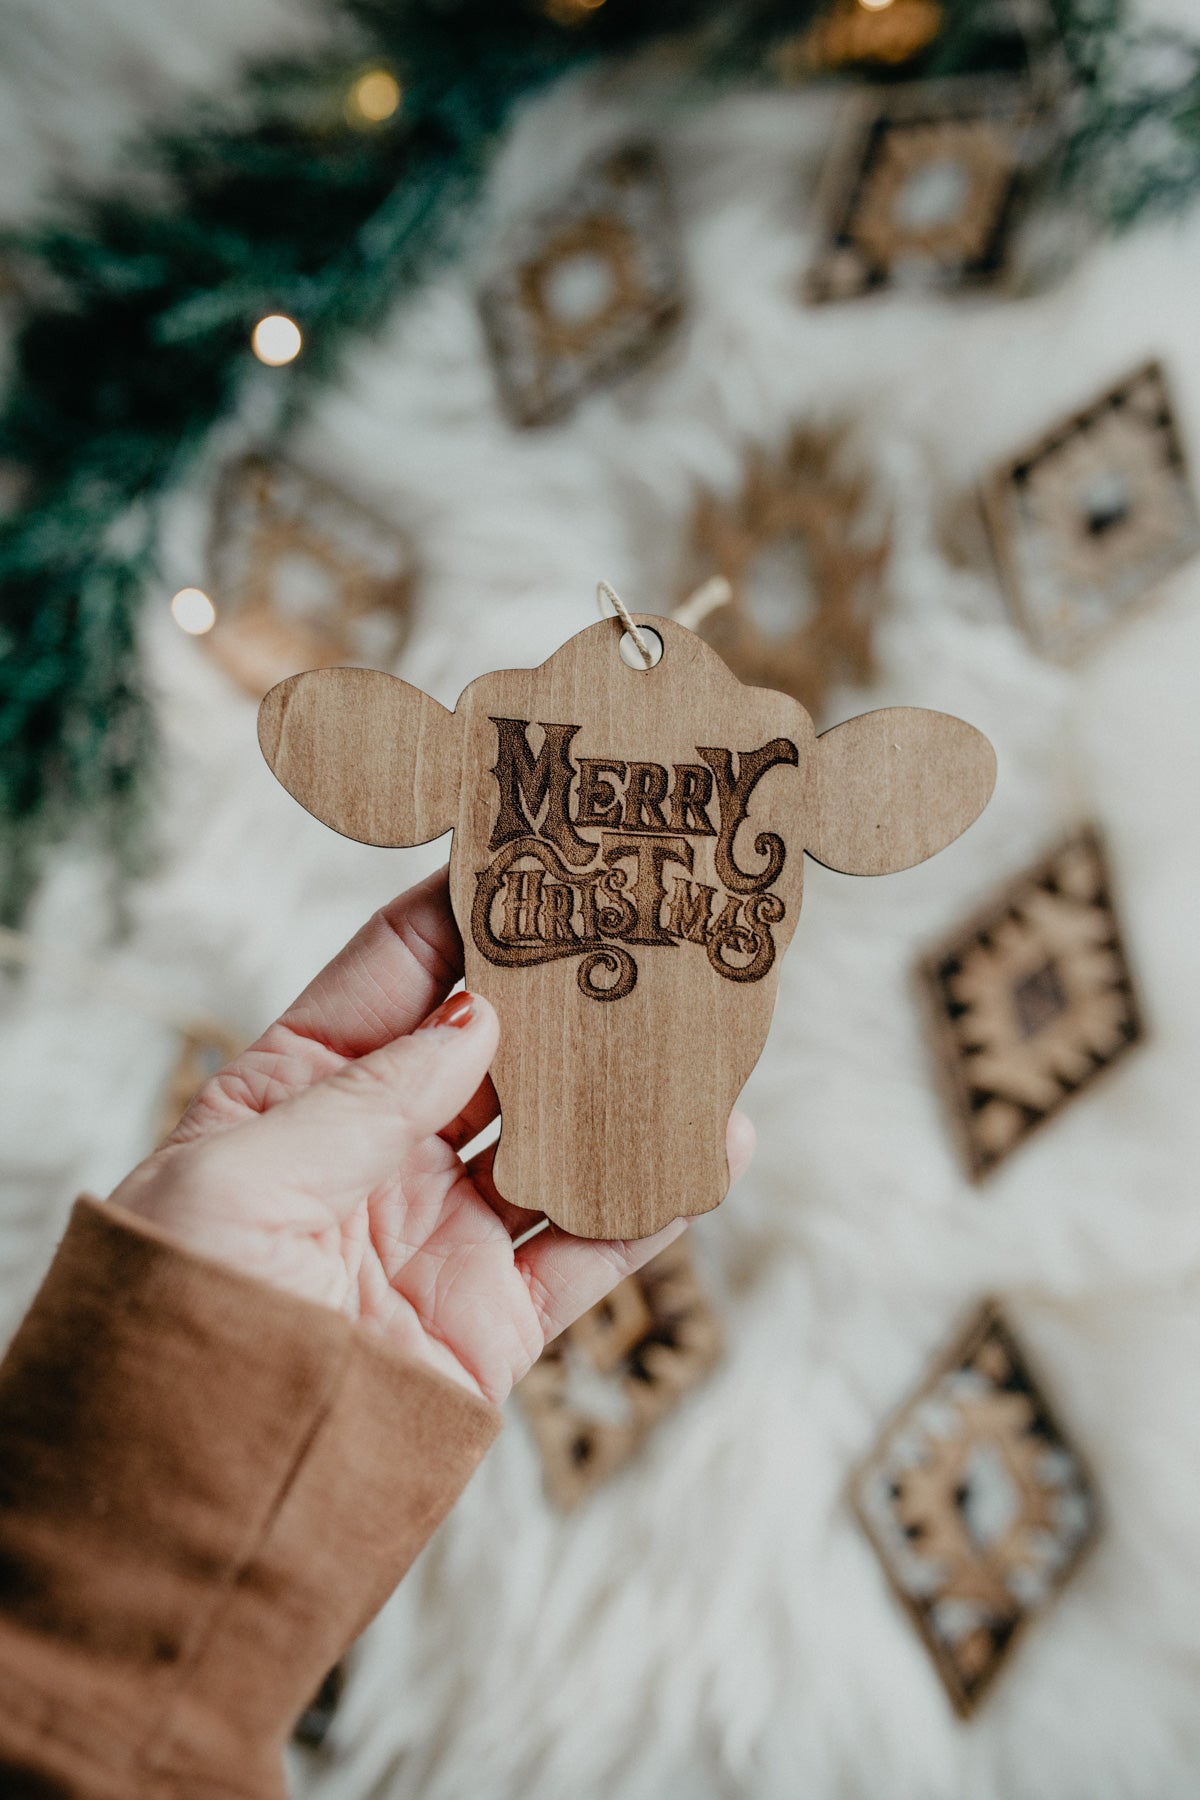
[619,626,663,670]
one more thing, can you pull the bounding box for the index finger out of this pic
[273,866,462,1059]
[164,868,466,1144]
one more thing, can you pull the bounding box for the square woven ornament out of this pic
[518,1235,720,1509]
[921,828,1144,1180]
[854,1299,1097,1717]
[805,82,1035,304]
[981,361,1200,661]
[206,457,415,700]
[478,145,685,429]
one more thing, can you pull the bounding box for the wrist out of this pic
[108,1152,348,1315]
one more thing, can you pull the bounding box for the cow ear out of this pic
[806,706,996,876]
[258,668,462,847]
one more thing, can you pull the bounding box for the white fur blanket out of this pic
[2,2,1199,1796]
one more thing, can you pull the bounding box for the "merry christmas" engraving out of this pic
[471,717,798,1000]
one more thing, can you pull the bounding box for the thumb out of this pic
[235,991,499,1206]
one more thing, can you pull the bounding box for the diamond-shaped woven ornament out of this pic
[205,457,415,700]
[805,82,1036,304]
[981,361,1200,661]
[854,1299,1097,1716]
[478,145,685,429]
[518,1235,721,1509]
[921,828,1144,1180]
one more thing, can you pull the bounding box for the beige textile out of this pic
[0,1199,501,1798]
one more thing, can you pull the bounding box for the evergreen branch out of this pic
[2,0,1200,919]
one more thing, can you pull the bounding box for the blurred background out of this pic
[2,0,1200,1795]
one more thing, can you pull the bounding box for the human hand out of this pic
[111,870,755,1406]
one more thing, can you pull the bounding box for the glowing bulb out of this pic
[543,0,605,21]
[858,0,897,10]
[251,314,303,367]
[347,67,403,125]
[171,587,217,635]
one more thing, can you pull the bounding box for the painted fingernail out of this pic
[417,992,474,1032]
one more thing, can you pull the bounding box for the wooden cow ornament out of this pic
[259,614,995,1239]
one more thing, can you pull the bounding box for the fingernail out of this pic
[417,991,474,1032]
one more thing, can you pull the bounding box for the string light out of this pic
[251,313,303,367]
[170,587,217,635]
[346,67,403,126]
[776,0,941,73]
[543,0,606,24]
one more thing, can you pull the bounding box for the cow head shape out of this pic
[259,614,995,1239]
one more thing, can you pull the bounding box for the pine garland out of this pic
[1054,3,1200,226]
[1,0,1198,919]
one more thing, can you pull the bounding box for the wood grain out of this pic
[259,666,462,848]
[259,615,995,1238]
[808,707,996,876]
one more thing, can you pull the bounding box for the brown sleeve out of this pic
[0,1197,501,1800]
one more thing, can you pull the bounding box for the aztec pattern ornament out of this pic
[921,827,1144,1179]
[258,611,995,1238]
[205,458,416,700]
[854,1299,1097,1716]
[805,81,1038,304]
[678,425,891,719]
[519,1235,721,1509]
[478,145,685,429]
[980,360,1200,661]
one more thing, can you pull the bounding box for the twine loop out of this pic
[596,580,654,667]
